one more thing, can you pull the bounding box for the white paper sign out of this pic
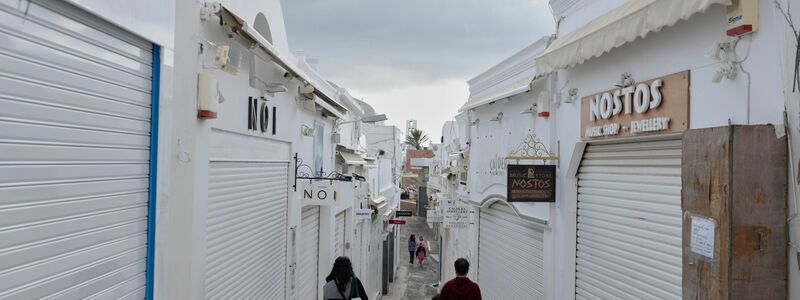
[690,216,716,259]
[444,205,470,229]
[355,208,372,220]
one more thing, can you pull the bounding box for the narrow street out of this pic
[384,200,440,300]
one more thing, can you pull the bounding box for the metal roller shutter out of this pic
[0,0,155,298]
[298,206,320,300]
[205,161,288,300]
[576,138,682,300]
[478,202,545,300]
[334,211,346,258]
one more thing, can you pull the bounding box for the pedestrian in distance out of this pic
[323,256,368,300]
[408,234,417,264]
[438,258,481,300]
[416,236,430,265]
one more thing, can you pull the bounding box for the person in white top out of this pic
[416,236,431,265]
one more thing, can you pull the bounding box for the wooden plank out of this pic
[682,126,731,300]
[730,125,787,298]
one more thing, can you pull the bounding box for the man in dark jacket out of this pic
[438,258,481,300]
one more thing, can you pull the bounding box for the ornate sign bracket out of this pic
[505,130,560,164]
[293,153,354,191]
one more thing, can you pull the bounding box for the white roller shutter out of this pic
[298,206,320,300]
[0,0,155,298]
[205,161,288,300]
[334,211,346,258]
[478,202,545,300]
[576,138,682,300]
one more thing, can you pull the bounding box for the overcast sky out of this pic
[281,0,555,141]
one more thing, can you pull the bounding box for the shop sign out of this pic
[388,219,406,225]
[427,210,443,223]
[444,204,471,229]
[395,210,413,217]
[355,208,373,220]
[301,181,348,206]
[581,71,689,140]
[507,164,556,202]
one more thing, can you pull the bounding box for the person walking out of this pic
[408,234,417,264]
[416,236,430,265]
[438,258,481,300]
[323,256,369,300]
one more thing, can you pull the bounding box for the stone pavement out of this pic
[383,213,440,300]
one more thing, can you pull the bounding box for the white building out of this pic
[439,0,800,299]
[0,1,400,299]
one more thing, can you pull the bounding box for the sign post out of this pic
[506,164,556,202]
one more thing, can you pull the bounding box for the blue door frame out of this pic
[145,44,161,300]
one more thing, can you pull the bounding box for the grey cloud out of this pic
[281,0,555,92]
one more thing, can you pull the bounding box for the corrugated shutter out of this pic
[298,206,320,300]
[0,0,154,298]
[334,211,346,259]
[205,161,288,300]
[576,138,682,300]
[478,202,545,299]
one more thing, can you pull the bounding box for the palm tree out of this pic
[404,128,429,150]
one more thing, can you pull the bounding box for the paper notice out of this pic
[690,216,716,259]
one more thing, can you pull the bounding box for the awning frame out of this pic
[217,6,347,118]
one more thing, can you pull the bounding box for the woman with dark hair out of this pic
[323,256,368,300]
[408,234,417,264]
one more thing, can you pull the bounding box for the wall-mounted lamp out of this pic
[707,39,737,61]
[614,72,635,88]
[566,88,579,103]
[490,112,503,122]
[470,118,480,126]
[712,62,738,83]
[300,124,315,137]
[521,103,537,114]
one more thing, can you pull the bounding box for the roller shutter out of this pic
[478,202,545,299]
[298,206,320,300]
[205,161,288,300]
[575,138,682,299]
[334,211,346,259]
[0,0,155,298]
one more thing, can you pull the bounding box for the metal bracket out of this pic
[506,130,560,164]
[293,153,352,191]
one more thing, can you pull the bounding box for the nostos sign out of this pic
[507,164,556,202]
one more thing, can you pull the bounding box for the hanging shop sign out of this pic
[581,71,689,140]
[388,219,407,225]
[395,210,413,217]
[506,164,556,202]
[427,210,443,223]
[355,208,373,220]
[301,181,352,206]
[444,204,471,229]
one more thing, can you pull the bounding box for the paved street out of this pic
[384,203,440,300]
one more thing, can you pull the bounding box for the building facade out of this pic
[0,0,400,299]
[437,0,800,299]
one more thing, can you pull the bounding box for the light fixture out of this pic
[264,83,287,93]
[521,103,538,114]
[614,72,635,88]
[566,88,579,103]
[712,62,738,83]
[707,40,735,61]
[490,112,503,122]
[470,118,480,125]
[301,124,315,137]
[299,83,315,95]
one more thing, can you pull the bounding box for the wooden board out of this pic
[682,126,731,300]
[682,125,787,299]
[581,71,689,140]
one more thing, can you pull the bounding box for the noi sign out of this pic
[581,71,689,140]
[301,181,338,206]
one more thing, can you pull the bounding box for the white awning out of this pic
[534,0,731,77]
[460,73,534,112]
[338,151,367,165]
[218,5,347,118]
